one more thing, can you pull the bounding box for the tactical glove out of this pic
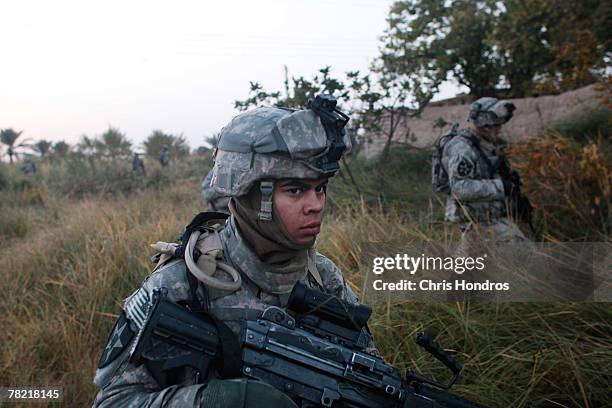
[201,378,298,408]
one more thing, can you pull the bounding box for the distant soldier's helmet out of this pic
[469,97,516,128]
[210,94,350,220]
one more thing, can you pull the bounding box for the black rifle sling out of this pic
[210,314,243,378]
[463,133,495,178]
[183,273,242,379]
[465,135,536,233]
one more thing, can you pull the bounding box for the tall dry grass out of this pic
[320,204,612,407]
[0,136,610,407]
[0,181,200,407]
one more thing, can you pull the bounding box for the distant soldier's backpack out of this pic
[431,123,459,193]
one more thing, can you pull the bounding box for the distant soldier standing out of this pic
[132,153,146,177]
[432,97,533,248]
[159,145,170,167]
[20,158,37,176]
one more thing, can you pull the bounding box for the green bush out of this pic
[330,145,431,211]
[546,105,610,144]
[43,156,143,197]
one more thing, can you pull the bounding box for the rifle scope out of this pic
[288,282,372,331]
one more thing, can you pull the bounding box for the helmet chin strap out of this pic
[471,124,494,142]
[258,180,274,221]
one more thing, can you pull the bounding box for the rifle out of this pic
[131,283,488,408]
[496,158,535,232]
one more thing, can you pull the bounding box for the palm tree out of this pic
[53,141,71,158]
[77,135,97,156]
[34,139,52,158]
[95,127,131,161]
[144,130,190,159]
[76,135,98,169]
[0,128,32,164]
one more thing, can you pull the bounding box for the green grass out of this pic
[330,146,432,209]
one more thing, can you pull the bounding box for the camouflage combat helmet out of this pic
[210,95,350,220]
[469,97,516,128]
[210,94,350,220]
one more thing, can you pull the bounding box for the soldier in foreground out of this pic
[433,97,532,248]
[92,97,369,407]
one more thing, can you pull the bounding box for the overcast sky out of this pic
[1,0,463,151]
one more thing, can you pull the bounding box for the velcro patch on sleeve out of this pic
[457,158,474,177]
[124,287,150,331]
[98,312,134,368]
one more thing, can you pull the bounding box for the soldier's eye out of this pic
[315,184,328,194]
[286,187,303,195]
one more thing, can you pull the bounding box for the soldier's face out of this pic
[274,178,328,245]
[488,125,502,139]
[474,124,502,141]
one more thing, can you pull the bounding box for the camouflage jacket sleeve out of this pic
[315,253,381,357]
[315,253,359,304]
[443,138,505,202]
[92,260,210,408]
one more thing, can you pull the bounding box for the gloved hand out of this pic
[201,378,298,408]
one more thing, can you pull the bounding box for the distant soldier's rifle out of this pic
[496,157,535,232]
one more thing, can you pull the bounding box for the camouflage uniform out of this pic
[201,171,230,213]
[442,98,529,248]
[92,96,372,408]
[159,147,170,168]
[20,159,36,176]
[92,217,360,407]
[132,154,146,177]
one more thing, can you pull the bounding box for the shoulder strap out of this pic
[181,212,231,312]
[176,212,229,258]
[151,212,229,271]
[185,267,208,312]
[437,124,458,152]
